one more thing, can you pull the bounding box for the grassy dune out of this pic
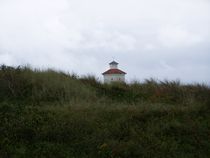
[0,65,210,158]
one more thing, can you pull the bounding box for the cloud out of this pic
[0,0,209,83]
[157,25,203,48]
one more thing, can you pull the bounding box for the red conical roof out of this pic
[102,68,126,75]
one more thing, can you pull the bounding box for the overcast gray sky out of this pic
[0,0,209,83]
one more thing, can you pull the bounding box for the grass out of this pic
[0,65,210,158]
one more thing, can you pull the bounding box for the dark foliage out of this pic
[0,65,210,158]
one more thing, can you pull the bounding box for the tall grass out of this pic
[1,65,209,105]
[0,65,210,158]
[0,65,97,104]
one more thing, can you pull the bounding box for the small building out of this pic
[102,61,126,83]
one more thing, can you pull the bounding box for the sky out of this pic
[0,0,209,83]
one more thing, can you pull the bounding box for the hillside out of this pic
[0,65,210,158]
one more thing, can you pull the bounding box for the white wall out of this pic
[103,74,125,83]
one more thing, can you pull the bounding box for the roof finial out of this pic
[112,56,115,61]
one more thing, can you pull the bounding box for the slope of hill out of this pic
[0,65,210,158]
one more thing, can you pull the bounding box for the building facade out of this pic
[102,61,126,83]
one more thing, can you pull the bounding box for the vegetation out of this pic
[0,65,210,158]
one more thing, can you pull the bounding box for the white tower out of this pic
[102,61,126,83]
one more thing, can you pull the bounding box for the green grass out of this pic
[0,65,210,158]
